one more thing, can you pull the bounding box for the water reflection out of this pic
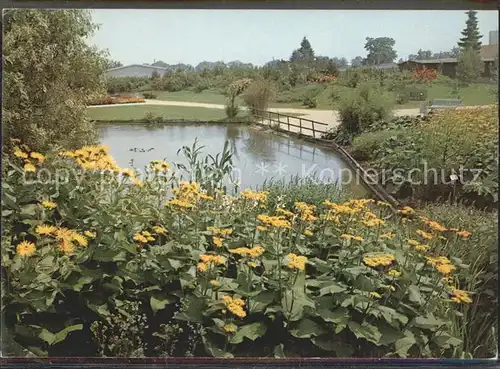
[98,123,368,195]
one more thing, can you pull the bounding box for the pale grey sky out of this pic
[89,9,499,66]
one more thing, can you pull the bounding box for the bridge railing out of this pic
[252,109,329,138]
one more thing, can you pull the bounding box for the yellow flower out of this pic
[120,168,135,177]
[213,237,223,247]
[16,241,36,256]
[24,162,36,172]
[55,227,76,242]
[146,236,155,242]
[256,225,267,232]
[450,289,472,304]
[436,263,456,275]
[416,229,433,240]
[152,226,167,234]
[132,178,144,187]
[398,206,415,216]
[58,239,76,254]
[276,208,295,218]
[30,152,45,163]
[210,280,220,288]
[286,253,308,271]
[340,234,364,242]
[295,202,317,222]
[199,254,226,265]
[363,253,395,267]
[84,231,96,238]
[247,261,258,268]
[142,231,152,237]
[13,148,28,159]
[425,220,447,232]
[35,224,56,236]
[407,239,420,246]
[241,189,268,203]
[41,200,57,209]
[369,292,382,299]
[415,244,430,252]
[133,233,148,243]
[257,214,291,229]
[380,233,395,239]
[165,199,194,209]
[387,269,401,278]
[222,295,246,318]
[197,262,208,272]
[456,230,471,240]
[362,218,385,227]
[304,229,313,236]
[223,323,237,333]
[72,233,88,247]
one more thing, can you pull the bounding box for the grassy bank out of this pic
[87,105,230,121]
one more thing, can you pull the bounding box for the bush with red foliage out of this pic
[412,67,438,83]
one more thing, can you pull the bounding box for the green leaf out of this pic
[150,294,174,315]
[312,336,354,356]
[377,323,406,346]
[347,321,382,345]
[39,324,83,346]
[281,290,314,321]
[203,336,234,358]
[413,315,444,330]
[174,295,206,323]
[394,331,416,358]
[317,307,349,324]
[273,344,285,358]
[289,318,326,338]
[91,248,127,262]
[319,282,347,296]
[408,285,423,303]
[432,331,462,348]
[230,322,267,344]
[251,290,276,313]
[353,275,376,291]
[20,204,37,217]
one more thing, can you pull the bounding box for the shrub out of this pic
[336,82,394,138]
[367,106,498,207]
[241,79,276,115]
[144,111,164,124]
[224,99,240,119]
[142,92,157,99]
[351,129,407,161]
[406,86,428,101]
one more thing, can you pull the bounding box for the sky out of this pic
[89,10,499,66]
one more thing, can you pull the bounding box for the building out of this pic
[398,45,498,79]
[106,64,169,78]
[489,30,499,46]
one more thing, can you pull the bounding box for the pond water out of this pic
[98,123,369,196]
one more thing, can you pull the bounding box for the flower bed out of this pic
[1,141,486,358]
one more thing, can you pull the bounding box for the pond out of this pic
[98,123,369,196]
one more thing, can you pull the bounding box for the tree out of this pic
[456,47,483,83]
[290,36,315,64]
[409,49,433,60]
[105,59,122,69]
[432,47,460,59]
[3,9,107,152]
[351,56,364,67]
[364,37,397,65]
[458,10,482,51]
[331,57,348,68]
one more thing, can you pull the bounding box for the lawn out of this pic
[87,105,228,121]
[144,82,497,111]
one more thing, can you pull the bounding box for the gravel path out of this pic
[89,99,422,136]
